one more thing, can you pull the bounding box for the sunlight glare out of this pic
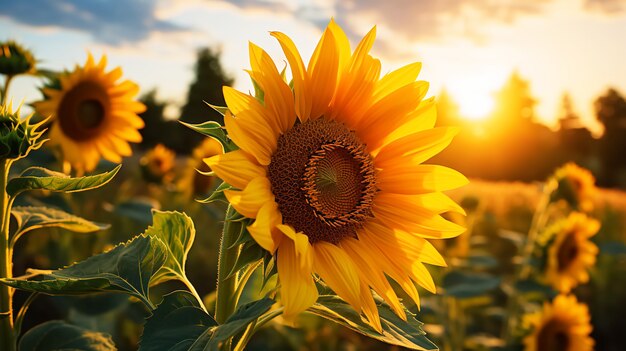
[449,77,499,121]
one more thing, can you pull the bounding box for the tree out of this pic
[594,88,626,186]
[138,89,167,150]
[558,93,582,130]
[490,71,537,127]
[177,47,234,154]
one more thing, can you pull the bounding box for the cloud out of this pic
[584,0,626,13]
[217,0,553,42]
[0,0,184,45]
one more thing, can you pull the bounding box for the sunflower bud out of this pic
[0,41,36,76]
[0,103,47,160]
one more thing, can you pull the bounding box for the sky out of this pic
[2,0,626,134]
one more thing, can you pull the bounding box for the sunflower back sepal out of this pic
[0,40,36,76]
[6,164,121,197]
[19,321,116,351]
[0,103,47,161]
[196,181,232,204]
[180,120,235,152]
[224,240,264,280]
[309,295,438,351]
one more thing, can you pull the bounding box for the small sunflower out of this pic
[34,54,145,172]
[140,144,175,183]
[181,138,224,199]
[523,294,594,351]
[539,212,599,293]
[551,163,595,212]
[206,20,467,330]
[0,40,36,76]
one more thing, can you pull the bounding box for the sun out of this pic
[448,77,500,121]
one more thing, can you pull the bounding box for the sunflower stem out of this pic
[1,75,14,105]
[502,179,556,344]
[0,159,16,351]
[215,205,242,327]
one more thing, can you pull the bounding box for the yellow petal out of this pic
[373,192,466,239]
[375,127,459,167]
[224,177,274,219]
[327,19,351,72]
[276,224,313,270]
[374,62,422,101]
[224,111,276,165]
[312,242,362,313]
[278,238,318,324]
[247,201,282,253]
[307,25,339,120]
[204,150,265,189]
[223,86,261,116]
[271,31,311,121]
[340,238,406,321]
[377,164,469,194]
[382,97,437,146]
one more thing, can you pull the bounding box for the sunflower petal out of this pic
[312,242,362,313]
[278,239,318,324]
[204,150,265,189]
[271,31,311,121]
[247,201,282,253]
[378,164,469,194]
[224,177,273,218]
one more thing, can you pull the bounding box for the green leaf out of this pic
[144,210,195,286]
[442,271,501,299]
[0,235,167,309]
[201,298,274,351]
[19,320,116,351]
[114,198,159,224]
[180,120,235,152]
[7,164,121,197]
[139,291,217,351]
[11,206,109,244]
[226,240,264,280]
[309,295,437,351]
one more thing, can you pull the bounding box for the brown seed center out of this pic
[536,319,570,351]
[268,118,376,244]
[58,81,108,141]
[557,233,579,272]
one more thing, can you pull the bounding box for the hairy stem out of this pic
[215,206,242,324]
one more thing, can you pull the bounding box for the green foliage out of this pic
[139,291,217,351]
[140,292,273,351]
[0,235,166,309]
[18,320,116,351]
[442,271,501,299]
[7,164,121,197]
[309,295,438,351]
[144,211,195,286]
[11,206,109,244]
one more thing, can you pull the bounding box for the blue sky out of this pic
[2,0,626,133]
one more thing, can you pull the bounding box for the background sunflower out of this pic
[34,54,145,173]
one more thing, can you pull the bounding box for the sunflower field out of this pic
[1,10,626,351]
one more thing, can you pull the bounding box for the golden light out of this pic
[448,77,500,122]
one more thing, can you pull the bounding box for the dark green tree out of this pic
[176,47,234,153]
[595,88,626,186]
[138,89,167,150]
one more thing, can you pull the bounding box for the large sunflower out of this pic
[35,54,145,172]
[206,20,467,330]
[540,212,599,293]
[523,294,594,351]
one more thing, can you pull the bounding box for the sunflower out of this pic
[206,20,467,330]
[539,212,599,293]
[140,144,175,183]
[523,294,594,351]
[181,138,224,199]
[34,54,145,172]
[551,163,595,212]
